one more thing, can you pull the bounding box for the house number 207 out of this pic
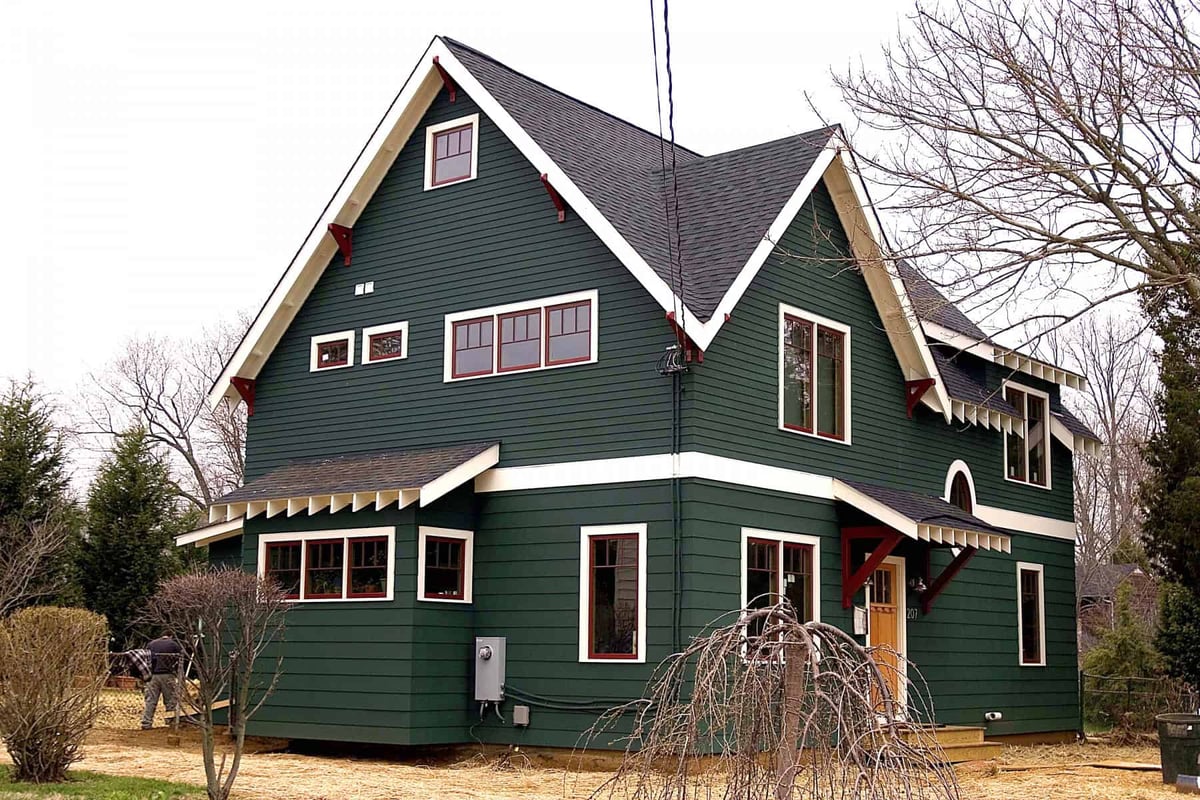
[906,609,918,620]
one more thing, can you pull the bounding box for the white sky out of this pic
[0,0,905,401]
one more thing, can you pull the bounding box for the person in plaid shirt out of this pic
[141,633,182,730]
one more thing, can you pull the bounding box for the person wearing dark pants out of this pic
[141,633,182,730]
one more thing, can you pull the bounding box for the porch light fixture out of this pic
[908,576,928,594]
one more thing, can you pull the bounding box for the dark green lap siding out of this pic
[244,88,675,480]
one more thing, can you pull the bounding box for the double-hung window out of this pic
[579,524,647,662]
[445,290,598,381]
[258,528,394,602]
[779,304,850,443]
[1004,382,1051,488]
[424,114,479,190]
[1016,562,1046,666]
[417,527,474,603]
[741,530,820,640]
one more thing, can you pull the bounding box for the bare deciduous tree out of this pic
[833,0,1200,343]
[0,517,72,617]
[144,569,288,800]
[82,315,249,511]
[581,604,957,800]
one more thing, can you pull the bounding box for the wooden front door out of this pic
[869,562,902,707]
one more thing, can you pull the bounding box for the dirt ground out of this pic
[1,727,1173,800]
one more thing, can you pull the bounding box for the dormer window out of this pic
[424,114,480,190]
[1004,381,1051,488]
[310,330,355,372]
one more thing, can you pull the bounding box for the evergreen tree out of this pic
[0,379,71,527]
[1158,582,1200,695]
[78,426,188,648]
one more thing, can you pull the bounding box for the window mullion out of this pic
[341,538,350,600]
[298,539,308,601]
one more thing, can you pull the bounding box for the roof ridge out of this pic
[439,35,704,159]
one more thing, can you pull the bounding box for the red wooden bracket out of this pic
[328,224,353,266]
[539,173,566,222]
[230,377,255,417]
[841,527,903,608]
[905,378,936,418]
[432,56,456,103]
[665,312,703,363]
[921,545,977,615]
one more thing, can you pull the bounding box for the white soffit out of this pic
[175,517,244,548]
[922,320,1088,391]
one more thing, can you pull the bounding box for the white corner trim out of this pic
[310,330,356,372]
[423,113,480,191]
[419,443,500,507]
[777,303,853,446]
[1015,561,1047,667]
[739,528,822,623]
[175,517,244,548]
[361,321,410,364]
[578,523,648,664]
[1002,380,1053,491]
[257,527,396,603]
[943,459,978,509]
[442,289,599,382]
[416,526,475,603]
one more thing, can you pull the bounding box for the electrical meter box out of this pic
[474,636,506,702]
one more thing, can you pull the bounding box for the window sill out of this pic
[778,423,852,447]
[445,355,597,383]
[418,596,472,605]
[282,595,394,604]
[578,655,644,664]
[424,174,478,192]
[1004,475,1053,492]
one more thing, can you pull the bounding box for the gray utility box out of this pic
[474,636,506,702]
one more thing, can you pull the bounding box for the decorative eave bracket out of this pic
[539,173,566,223]
[905,377,936,418]
[328,224,353,266]
[432,56,457,103]
[665,312,704,363]
[230,377,256,417]
[841,526,903,609]
[919,544,978,615]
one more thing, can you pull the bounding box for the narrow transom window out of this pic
[1005,383,1051,488]
[588,534,639,659]
[424,114,479,190]
[499,309,541,371]
[305,540,344,599]
[417,527,474,604]
[362,322,409,365]
[444,290,598,382]
[779,306,850,443]
[348,537,389,598]
[1016,563,1046,666]
[265,542,301,599]
[310,331,355,372]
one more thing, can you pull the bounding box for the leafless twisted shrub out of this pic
[0,607,108,783]
[582,603,958,800]
[144,568,289,800]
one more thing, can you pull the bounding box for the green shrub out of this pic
[1158,582,1200,705]
[0,607,109,782]
[1082,583,1165,733]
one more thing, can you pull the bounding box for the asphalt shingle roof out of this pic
[896,261,988,341]
[930,347,1022,417]
[443,37,835,321]
[841,479,1011,537]
[1053,406,1101,442]
[217,442,497,504]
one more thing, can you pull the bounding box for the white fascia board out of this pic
[830,479,919,540]
[175,517,244,548]
[922,320,1089,391]
[419,443,500,507]
[695,140,839,351]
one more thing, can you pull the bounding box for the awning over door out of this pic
[178,441,499,548]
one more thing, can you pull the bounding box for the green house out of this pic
[182,37,1100,749]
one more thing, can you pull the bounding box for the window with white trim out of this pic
[424,114,479,190]
[741,529,820,642]
[361,321,409,364]
[1004,382,1051,488]
[444,290,598,382]
[1016,562,1046,666]
[310,330,355,372]
[416,527,474,603]
[579,524,647,663]
[778,304,850,443]
[258,528,394,602]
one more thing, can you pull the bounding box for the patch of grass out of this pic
[0,766,204,799]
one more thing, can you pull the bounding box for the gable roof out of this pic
[210,36,950,419]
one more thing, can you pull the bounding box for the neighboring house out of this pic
[180,36,1102,748]
[1078,563,1158,654]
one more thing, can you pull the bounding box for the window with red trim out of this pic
[368,330,404,362]
[422,537,465,600]
[316,339,349,369]
[305,539,344,599]
[949,472,973,513]
[431,124,474,186]
[781,312,847,441]
[498,309,541,371]
[587,533,639,659]
[452,317,494,378]
[546,301,592,365]
[782,318,814,432]
[349,537,389,598]
[265,542,301,599]
[744,537,815,642]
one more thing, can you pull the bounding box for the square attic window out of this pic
[425,114,480,190]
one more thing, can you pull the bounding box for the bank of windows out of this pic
[1004,383,1051,488]
[779,305,850,444]
[261,529,393,602]
[417,527,474,604]
[742,530,820,644]
[579,524,646,663]
[445,290,598,381]
[424,114,480,190]
[1016,562,1047,666]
